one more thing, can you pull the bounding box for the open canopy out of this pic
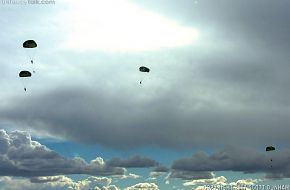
[19,71,32,77]
[266,146,275,151]
[139,66,150,72]
[23,40,37,48]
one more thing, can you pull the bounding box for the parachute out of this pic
[266,146,275,151]
[139,66,150,72]
[266,146,275,168]
[23,40,37,48]
[19,71,32,77]
[139,66,150,84]
[23,40,37,73]
[19,71,32,91]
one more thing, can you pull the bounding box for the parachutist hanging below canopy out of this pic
[19,71,32,91]
[139,66,150,84]
[23,40,37,72]
[266,146,275,168]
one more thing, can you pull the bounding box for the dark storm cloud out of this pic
[153,166,169,173]
[30,176,64,183]
[107,156,158,168]
[1,85,290,149]
[169,170,214,180]
[0,129,125,177]
[196,46,290,108]
[171,146,290,179]
[265,172,290,179]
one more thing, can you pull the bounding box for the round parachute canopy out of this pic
[139,66,150,72]
[19,71,32,77]
[266,146,275,151]
[23,40,37,48]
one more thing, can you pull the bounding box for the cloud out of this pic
[60,0,198,52]
[153,166,169,173]
[30,175,114,189]
[188,176,258,190]
[2,0,290,188]
[1,0,290,152]
[148,172,164,180]
[135,0,290,50]
[1,0,290,155]
[118,173,141,180]
[125,182,159,190]
[2,83,290,150]
[264,172,290,179]
[104,185,121,190]
[183,176,227,186]
[172,146,290,179]
[148,166,169,180]
[0,175,121,190]
[30,176,70,183]
[169,171,214,180]
[0,129,125,177]
[107,156,159,168]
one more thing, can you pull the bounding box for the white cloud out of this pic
[183,176,227,186]
[119,173,141,180]
[230,179,258,186]
[0,129,125,177]
[60,0,199,52]
[104,185,121,190]
[183,175,259,190]
[30,175,74,184]
[0,175,121,190]
[125,182,159,190]
[148,171,167,180]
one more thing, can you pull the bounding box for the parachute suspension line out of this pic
[25,47,35,64]
[266,146,275,169]
[19,71,32,92]
[26,51,36,73]
[20,78,28,91]
[31,60,36,73]
[140,75,144,84]
[23,40,37,73]
[139,66,150,85]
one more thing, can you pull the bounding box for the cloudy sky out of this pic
[1,0,290,189]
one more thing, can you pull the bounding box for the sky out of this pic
[0,0,290,189]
